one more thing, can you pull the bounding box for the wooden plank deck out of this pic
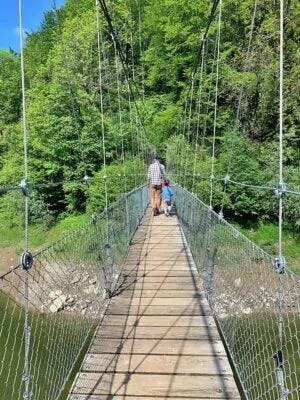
[68,210,240,400]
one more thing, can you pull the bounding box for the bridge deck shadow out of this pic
[68,209,241,400]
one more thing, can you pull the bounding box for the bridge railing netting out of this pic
[0,185,148,400]
[174,185,299,400]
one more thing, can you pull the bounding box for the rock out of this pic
[234,278,241,288]
[52,295,67,312]
[49,303,59,313]
[81,309,87,315]
[71,275,81,285]
[242,307,251,315]
[66,296,75,305]
[55,290,63,296]
[84,285,95,295]
[49,291,56,299]
[89,278,97,285]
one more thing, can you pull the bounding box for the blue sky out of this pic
[0,0,65,51]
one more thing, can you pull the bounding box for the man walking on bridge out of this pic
[148,156,166,216]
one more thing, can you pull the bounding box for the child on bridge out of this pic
[162,179,173,216]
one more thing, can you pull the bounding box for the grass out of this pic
[240,223,300,274]
[0,293,96,400]
[0,213,89,259]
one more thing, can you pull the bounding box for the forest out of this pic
[0,0,299,271]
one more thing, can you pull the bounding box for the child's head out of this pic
[164,179,170,186]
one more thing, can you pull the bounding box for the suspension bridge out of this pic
[0,0,299,399]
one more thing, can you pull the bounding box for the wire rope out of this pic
[209,0,222,209]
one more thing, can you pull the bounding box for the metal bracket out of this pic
[20,180,32,197]
[20,251,33,271]
[275,182,287,198]
[274,255,286,274]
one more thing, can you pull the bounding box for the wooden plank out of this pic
[115,282,200,290]
[123,260,196,267]
[116,289,201,298]
[89,338,226,356]
[71,372,240,398]
[117,276,198,284]
[106,304,212,316]
[68,395,239,400]
[109,297,207,306]
[68,211,240,400]
[101,314,215,327]
[120,270,196,277]
[96,325,219,340]
[82,354,233,375]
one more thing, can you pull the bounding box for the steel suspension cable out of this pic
[219,0,258,217]
[209,0,222,209]
[52,0,88,180]
[275,1,288,398]
[95,0,109,229]
[192,37,206,192]
[18,1,32,398]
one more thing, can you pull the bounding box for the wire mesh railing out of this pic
[0,184,148,400]
[174,185,299,400]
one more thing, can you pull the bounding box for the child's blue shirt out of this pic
[162,186,173,201]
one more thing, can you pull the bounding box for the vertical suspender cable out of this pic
[219,0,258,217]
[192,37,206,192]
[95,0,109,226]
[278,0,284,259]
[18,1,32,399]
[276,1,287,399]
[209,0,222,209]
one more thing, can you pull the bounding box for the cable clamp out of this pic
[275,182,287,198]
[210,175,215,181]
[91,214,97,224]
[224,175,230,184]
[218,210,224,220]
[20,252,33,271]
[274,255,286,274]
[23,391,33,399]
[20,180,32,197]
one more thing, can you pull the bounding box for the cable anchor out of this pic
[20,179,32,197]
[20,251,33,271]
[274,255,286,274]
[275,182,287,198]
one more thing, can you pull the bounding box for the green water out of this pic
[221,313,300,400]
[0,293,96,400]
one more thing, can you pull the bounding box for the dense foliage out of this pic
[0,0,299,234]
